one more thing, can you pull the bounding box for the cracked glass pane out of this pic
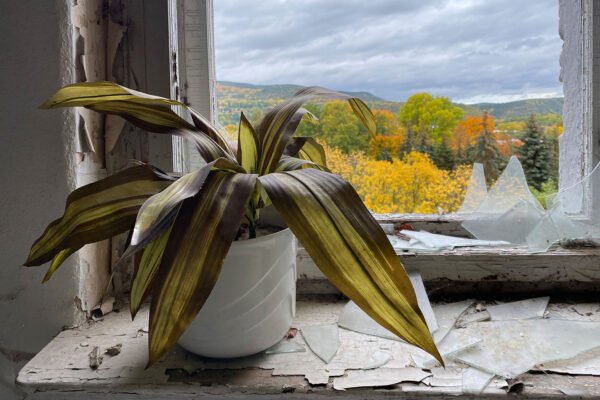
[476,156,543,214]
[432,300,474,343]
[458,163,487,213]
[462,367,495,394]
[363,350,393,370]
[463,198,545,244]
[486,297,549,321]
[301,324,340,363]
[412,329,481,369]
[450,319,600,378]
[338,270,437,338]
[264,339,306,354]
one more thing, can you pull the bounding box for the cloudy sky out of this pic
[213,0,562,104]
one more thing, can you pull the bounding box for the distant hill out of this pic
[457,98,564,120]
[216,81,563,126]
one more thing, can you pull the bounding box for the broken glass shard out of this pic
[432,300,474,343]
[458,163,487,213]
[450,319,600,378]
[264,339,306,354]
[476,156,543,214]
[338,269,437,338]
[363,350,393,370]
[400,230,509,249]
[486,297,549,321]
[406,267,438,332]
[301,324,339,363]
[462,367,495,394]
[457,311,491,328]
[412,329,481,369]
[338,300,398,341]
[463,198,545,244]
[526,201,600,250]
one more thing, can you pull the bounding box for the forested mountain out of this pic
[216,81,563,126]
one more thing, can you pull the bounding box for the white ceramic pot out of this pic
[178,228,297,358]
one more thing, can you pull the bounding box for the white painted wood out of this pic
[559,0,600,217]
[168,0,216,173]
[297,244,600,296]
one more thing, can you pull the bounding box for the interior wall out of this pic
[0,1,80,398]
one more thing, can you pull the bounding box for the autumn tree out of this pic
[432,136,456,170]
[398,93,463,155]
[295,103,322,137]
[518,114,552,191]
[367,134,404,161]
[465,111,505,184]
[322,141,471,214]
[319,101,370,153]
[452,116,495,161]
[373,109,403,136]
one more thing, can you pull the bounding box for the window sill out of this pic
[17,297,600,398]
[298,245,600,297]
[298,215,600,297]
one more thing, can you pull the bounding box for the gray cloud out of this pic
[214,0,561,103]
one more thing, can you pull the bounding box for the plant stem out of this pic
[249,224,256,239]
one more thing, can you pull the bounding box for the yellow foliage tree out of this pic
[322,141,471,214]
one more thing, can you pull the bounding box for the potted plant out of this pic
[25,81,440,366]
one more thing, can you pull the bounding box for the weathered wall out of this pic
[0,1,80,399]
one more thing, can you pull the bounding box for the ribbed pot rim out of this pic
[230,226,291,248]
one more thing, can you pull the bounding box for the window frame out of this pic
[165,0,599,297]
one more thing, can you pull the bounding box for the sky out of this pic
[213,0,562,104]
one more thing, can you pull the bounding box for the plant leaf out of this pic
[285,137,328,168]
[42,246,81,283]
[130,223,173,319]
[41,81,235,160]
[237,112,260,174]
[256,87,375,174]
[130,158,244,248]
[25,165,172,267]
[147,171,257,366]
[259,168,441,362]
[276,155,328,172]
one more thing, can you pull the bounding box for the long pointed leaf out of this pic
[257,87,375,174]
[285,137,328,168]
[25,165,172,266]
[42,246,81,283]
[147,171,257,366]
[237,112,260,173]
[41,81,235,160]
[276,155,328,172]
[259,169,440,362]
[130,223,173,319]
[131,158,244,247]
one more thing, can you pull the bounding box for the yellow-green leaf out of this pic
[275,155,328,172]
[42,246,81,283]
[130,224,173,319]
[147,171,257,366]
[259,168,441,362]
[237,112,260,174]
[285,137,328,169]
[257,87,376,174]
[130,158,244,248]
[41,81,235,161]
[25,165,172,267]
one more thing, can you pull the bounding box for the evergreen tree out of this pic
[432,136,456,170]
[465,111,505,184]
[518,115,552,191]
